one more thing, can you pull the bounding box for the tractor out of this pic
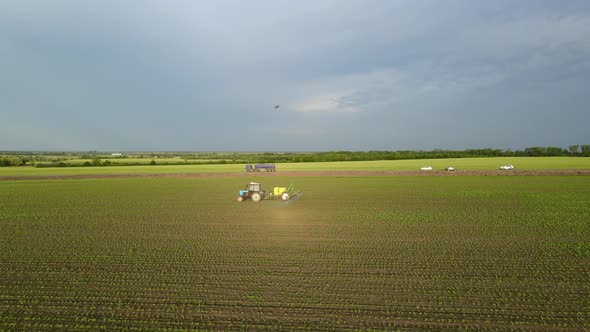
[237,182,298,202]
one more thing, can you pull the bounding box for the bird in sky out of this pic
[274,105,280,109]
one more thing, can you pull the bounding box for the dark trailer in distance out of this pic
[245,164,276,172]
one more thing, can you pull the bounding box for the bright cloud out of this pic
[292,94,361,113]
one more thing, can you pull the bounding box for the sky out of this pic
[1,1,590,151]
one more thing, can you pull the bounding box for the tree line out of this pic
[1,145,589,167]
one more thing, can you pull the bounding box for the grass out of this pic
[1,176,589,330]
[1,157,589,177]
[278,157,590,171]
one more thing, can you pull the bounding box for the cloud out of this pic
[287,8,590,120]
[289,61,508,115]
[451,14,590,59]
[289,68,402,113]
[292,94,360,113]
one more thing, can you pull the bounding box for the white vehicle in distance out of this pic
[500,164,514,170]
[420,166,433,171]
[445,167,455,171]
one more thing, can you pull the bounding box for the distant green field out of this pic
[1,157,589,177]
[1,176,588,330]
[278,157,590,171]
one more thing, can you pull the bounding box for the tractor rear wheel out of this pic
[251,192,262,202]
[237,196,244,202]
[281,193,289,201]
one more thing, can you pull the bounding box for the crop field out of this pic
[1,175,589,331]
[0,157,589,177]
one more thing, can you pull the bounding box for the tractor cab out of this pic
[247,182,261,191]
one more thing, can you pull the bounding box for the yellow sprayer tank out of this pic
[273,187,286,196]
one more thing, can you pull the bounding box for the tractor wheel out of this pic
[281,193,289,201]
[237,196,244,202]
[251,192,262,202]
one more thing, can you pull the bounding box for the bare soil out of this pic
[2,169,590,181]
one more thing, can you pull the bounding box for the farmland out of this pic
[1,175,589,330]
[1,156,590,177]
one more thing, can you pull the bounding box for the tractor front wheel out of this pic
[281,193,289,201]
[237,196,244,202]
[251,192,262,202]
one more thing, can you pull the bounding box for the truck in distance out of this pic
[245,164,276,172]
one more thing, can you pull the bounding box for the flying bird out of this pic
[274,105,280,109]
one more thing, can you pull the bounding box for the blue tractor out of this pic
[237,182,266,202]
